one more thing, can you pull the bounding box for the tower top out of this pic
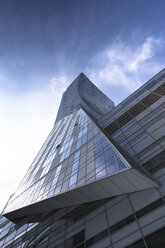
[55,72,115,123]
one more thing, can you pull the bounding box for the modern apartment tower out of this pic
[0,70,165,248]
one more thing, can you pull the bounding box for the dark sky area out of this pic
[0,0,165,100]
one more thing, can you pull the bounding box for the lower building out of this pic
[0,70,165,248]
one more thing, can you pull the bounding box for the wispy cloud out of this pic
[88,37,163,92]
[49,75,68,97]
[0,72,8,86]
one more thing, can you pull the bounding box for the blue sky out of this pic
[0,0,165,211]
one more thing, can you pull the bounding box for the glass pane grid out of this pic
[4,108,130,213]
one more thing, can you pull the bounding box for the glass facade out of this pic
[4,108,130,214]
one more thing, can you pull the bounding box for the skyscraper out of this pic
[0,70,165,248]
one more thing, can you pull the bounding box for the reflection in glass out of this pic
[95,155,104,168]
[69,174,77,187]
[104,149,115,161]
[96,169,106,178]
[117,158,127,170]
[106,160,118,175]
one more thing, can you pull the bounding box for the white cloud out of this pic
[49,76,68,97]
[0,75,69,212]
[127,37,160,72]
[88,37,163,92]
[0,73,7,85]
